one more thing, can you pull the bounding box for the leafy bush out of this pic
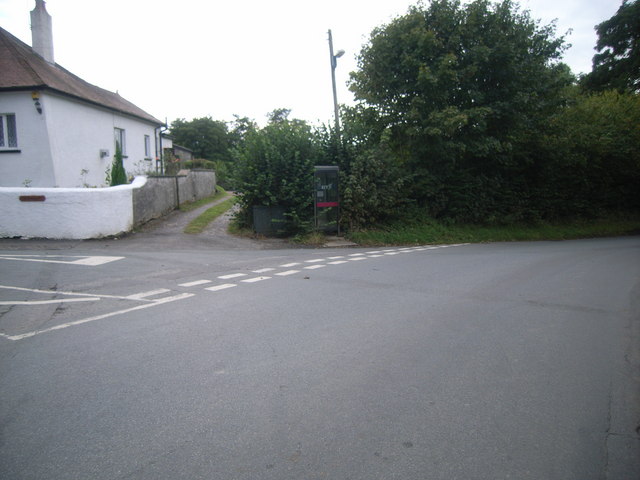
[233,113,319,234]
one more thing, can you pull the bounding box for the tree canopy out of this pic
[169,117,231,162]
[349,0,574,221]
[582,0,640,93]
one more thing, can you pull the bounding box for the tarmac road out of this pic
[0,211,638,479]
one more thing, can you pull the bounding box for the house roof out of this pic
[0,26,163,126]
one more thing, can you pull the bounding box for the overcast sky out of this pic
[0,0,623,127]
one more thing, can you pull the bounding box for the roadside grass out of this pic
[346,216,640,246]
[179,186,228,212]
[183,195,237,234]
[292,231,327,247]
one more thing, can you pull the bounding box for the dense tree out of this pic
[233,112,320,233]
[349,0,573,222]
[169,117,231,161]
[543,90,640,215]
[582,0,640,93]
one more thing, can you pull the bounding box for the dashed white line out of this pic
[327,256,345,260]
[304,265,326,270]
[241,276,271,283]
[349,257,367,261]
[205,284,237,292]
[178,280,212,287]
[252,268,276,273]
[305,259,325,263]
[218,273,248,280]
[275,270,300,276]
[328,260,348,265]
[126,289,171,300]
[280,262,300,268]
[348,253,365,257]
[368,255,383,258]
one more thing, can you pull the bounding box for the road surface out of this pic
[0,235,638,479]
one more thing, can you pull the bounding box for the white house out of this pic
[0,0,164,188]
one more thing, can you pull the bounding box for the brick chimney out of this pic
[31,0,54,63]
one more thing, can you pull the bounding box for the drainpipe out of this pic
[155,121,168,175]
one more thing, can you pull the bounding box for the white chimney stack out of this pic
[31,0,54,63]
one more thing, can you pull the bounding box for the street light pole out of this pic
[328,29,344,135]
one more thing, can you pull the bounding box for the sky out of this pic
[0,0,623,127]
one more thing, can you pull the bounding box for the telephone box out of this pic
[314,166,339,234]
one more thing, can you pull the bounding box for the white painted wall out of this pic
[0,176,147,239]
[0,91,56,187]
[0,90,160,187]
[43,92,159,187]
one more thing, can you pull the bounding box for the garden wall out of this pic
[0,170,216,239]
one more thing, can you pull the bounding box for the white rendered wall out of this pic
[0,176,146,239]
[44,93,159,187]
[0,91,56,187]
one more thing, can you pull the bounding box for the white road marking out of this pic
[0,285,141,301]
[0,293,195,341]
[241,276,271,283]
[368,255,383,258]
[178,280,212,287]
[304,265,326,270]
[252,268,276,273]
[305,259,325,263]
[366,251,382,254]
[328,261,348,265]
[0,297,100,306]
[384,252,400,255]
[280,263,300,267]
[218,273,248,280]
[275,270,300,276]
[205,284,237,292]
[348,253,365,257]
[349,257,367,261]
[0,255,124,266]
[327,256,345,260]
[125,289,171,300]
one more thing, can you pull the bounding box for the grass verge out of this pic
[184,196,237,234]
[347,216,640,246]
[179,186,227,212]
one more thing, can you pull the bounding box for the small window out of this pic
[0,114,18,149]
[114,127,126,155]
[144,135,151,157]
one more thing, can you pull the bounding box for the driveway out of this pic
[0,195,300,252]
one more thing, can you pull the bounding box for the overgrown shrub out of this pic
[233,114,319,234]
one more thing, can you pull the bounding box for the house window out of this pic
[114,127,126,155]
[144,135,151,158]
[0,114,18,149]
